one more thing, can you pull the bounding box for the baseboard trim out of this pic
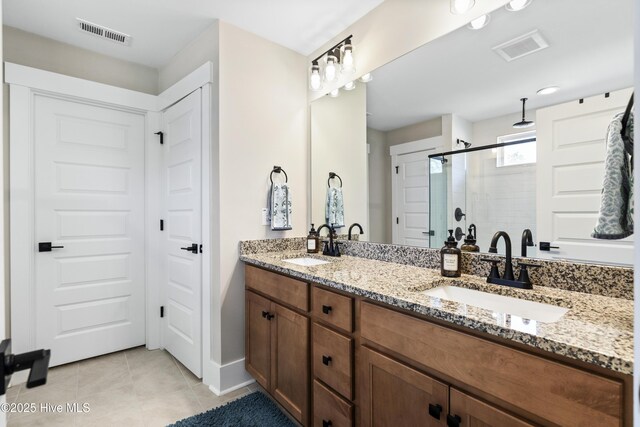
[204,357,255,396]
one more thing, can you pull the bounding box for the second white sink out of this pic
[422,285,568,323]
[283,257,330,267]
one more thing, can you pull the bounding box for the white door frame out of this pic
[390,137,443,244]
[6,62,213,380]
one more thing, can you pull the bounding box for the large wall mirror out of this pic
[310,0,633,266]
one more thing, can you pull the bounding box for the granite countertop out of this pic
[240,250,633,375]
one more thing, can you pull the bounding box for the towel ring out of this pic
[327,172,343,188]
[270,166,288,184]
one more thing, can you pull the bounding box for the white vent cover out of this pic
[77,18,131,46]
[492,30,548,62]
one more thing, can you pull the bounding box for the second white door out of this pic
[162,89,203,377]
[394,150,432,247]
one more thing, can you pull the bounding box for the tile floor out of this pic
[6,346,257,426]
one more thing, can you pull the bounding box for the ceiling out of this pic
[3,0,383,68]
[366,0,634,131]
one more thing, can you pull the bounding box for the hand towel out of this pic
[268,182,292,231]
[592,111,634,239]
[325,187,345,229]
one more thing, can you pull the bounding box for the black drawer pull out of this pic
[261,311,268,318]
[322,355,332,366]
[322,420,332,427]
[447,414,461,427]
[261,311,274,320]
[428,403,443,420]
[322,305,332,314]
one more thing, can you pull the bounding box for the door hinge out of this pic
[396,217,399,224]
[160,219,164,231]
[154,131,164,145]
[199,244,203,254]
[395,166,399,174]
[160,306,164,318]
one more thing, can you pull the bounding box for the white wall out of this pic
[367,128,388,243]
[311,85,368,237]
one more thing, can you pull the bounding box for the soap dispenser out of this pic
[307,224,319,254]
[461,224,480,252]
[441,229,462,277]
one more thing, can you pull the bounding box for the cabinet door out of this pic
[272,302,309,425]
[360,347,448,427]
[449,388,535,427]
[245,291,272,389]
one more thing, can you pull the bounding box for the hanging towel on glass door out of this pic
[325,187,345,229]
[592,110,634,239]
[268,182,292,231]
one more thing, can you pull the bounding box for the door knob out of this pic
[180,243,198,254]
[38,242,64,252]
[539,241,559,251]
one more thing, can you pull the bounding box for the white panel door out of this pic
[395,151,431,247]
[536,88,633,265]
[162,89,202,377]
[34,95,145,366]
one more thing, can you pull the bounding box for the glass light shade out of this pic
[341,42,355,73]
[468,14,490,30]
[506,0,532,11]
[329,88,340,98]
[451,0,475,14]
[359,73,373,83]
[324,54,339,82]
[309,63,322,91]
[344,81,356,91]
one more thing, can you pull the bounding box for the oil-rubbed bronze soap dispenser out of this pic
[307,224,319,254]
[461,224,480,252]
[441,229,462,277]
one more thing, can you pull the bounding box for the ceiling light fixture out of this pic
[513,97,534,128]
[451,0,476,14]
[309,35,358,91]
[537,86,559,95]
[359,73,373,83]
[505,0,532,12]
[344,81,356,91]
[468,14,490,30]
[329,88,340,98]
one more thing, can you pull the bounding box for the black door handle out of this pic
[180,243,198,254]
[539,241,559,251]
[38,242,64,252]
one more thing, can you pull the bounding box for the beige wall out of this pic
[308,0,509,101]
[367,128,387,243]
[385,117,442,147]
[217,21,308,364]
[311,85,368,238]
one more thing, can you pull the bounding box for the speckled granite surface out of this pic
[240,248,633,375]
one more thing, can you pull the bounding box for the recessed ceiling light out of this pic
[451,0,475,14]
[537,86,559,95]
[329,88,340,98]
[506,0,532,12]
[468,14,490,30]
[344,81,356,91]
[360,73,373,83]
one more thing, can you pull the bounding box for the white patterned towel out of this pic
[325,187,345,229]
[269,183,292,231]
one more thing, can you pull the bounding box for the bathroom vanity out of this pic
[241,240,632,427]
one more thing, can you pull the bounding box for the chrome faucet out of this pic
[521,229,534,257]
[348,223,364,240]
[488,231,514,280]
[317,224,340,257]
[483,230,540,289]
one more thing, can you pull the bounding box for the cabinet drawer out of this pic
[313,323,353,399]
[245,265,308,311]
[360,302,623,427]
[312,286,353,332]
[314,380,353,427]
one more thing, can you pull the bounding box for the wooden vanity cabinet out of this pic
[245,266,310,425]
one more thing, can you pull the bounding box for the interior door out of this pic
[34,94,145,366]
[536,88,633,265]
[162,89,203,377]
[395,150,432,246]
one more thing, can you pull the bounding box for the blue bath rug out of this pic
[169,391,297,427]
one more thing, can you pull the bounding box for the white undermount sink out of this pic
[283,257,330,267]
[422,285,568,323]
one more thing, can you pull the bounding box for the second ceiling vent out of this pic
[77,18,132,46]
[492,29,548,62]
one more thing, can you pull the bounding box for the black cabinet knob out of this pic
[322,420,332,427]
[322,305,332,314]
[447,414,462,427]
[261,311,268,318]
[428,403,443,420]
[322,355,332,366]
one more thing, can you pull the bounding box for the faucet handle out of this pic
[480,258,501,280]
[516,262,542,284]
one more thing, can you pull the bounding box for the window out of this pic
[496,131,536,167]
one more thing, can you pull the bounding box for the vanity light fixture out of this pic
[451,0,475,14]
[468,14,490,30]
[513,97,535,128]
[329,88,340,98]
[505,0,532,12]
[344,81,356,91]
[537,86,559,95]
[359,73,373,83]
[309,35,354,90]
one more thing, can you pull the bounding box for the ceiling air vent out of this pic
[492,30,548,62]
[77,18,131,46]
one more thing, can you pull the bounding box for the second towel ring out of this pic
[270,166,288,184]
[327,172,342,188]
